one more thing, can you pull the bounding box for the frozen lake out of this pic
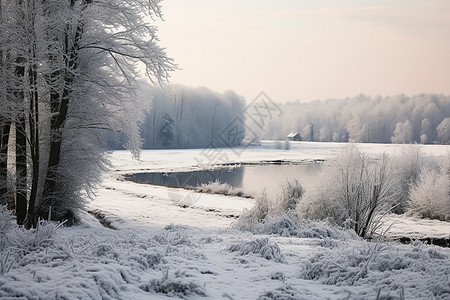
[124,162,323,197]
[118,140,449,199]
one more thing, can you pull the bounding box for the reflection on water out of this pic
[124,163,322,197]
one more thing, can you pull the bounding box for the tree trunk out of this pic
[0,121,11,206]
[41,7,83,220]
[15,114,27,225]
[27,34,39,228]
[13,51,27,224]
[0,0,9,207]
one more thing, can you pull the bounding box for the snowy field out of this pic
[1,141,450,299]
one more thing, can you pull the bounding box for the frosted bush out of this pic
[123,250,163,270]
[274,179,303,215]
[140,278,207,297]
[257,285,302,300]
[240,179,304,222]
[141,278,207,297]
[301,242,450,299]
[301,145,399,238]
[13,219,64,252]
[140,269,207,297]
[442,152,450,175]
[243,192,271,221]
[233,211,357,241]
[408,169,450,221]
[262,215,299,237]
[0,206,15,250]
[153,231,192,246]
[0,216,64,276]
[195,180,248,197]
[390,144,423,213]
[0,250,15,276]
[92,243,119,258]
[229,237,285,263]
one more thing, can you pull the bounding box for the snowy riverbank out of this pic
[1,142,449,299]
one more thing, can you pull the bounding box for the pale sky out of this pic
[156,0,450,103]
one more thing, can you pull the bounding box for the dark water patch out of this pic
[395,236,450,248]
[124,167,245,189]
[123,163,322,197]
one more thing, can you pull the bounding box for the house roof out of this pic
[287,132,299,137]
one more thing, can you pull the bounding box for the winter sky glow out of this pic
[156,0,450,103]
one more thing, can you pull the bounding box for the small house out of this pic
[287,132,301,141]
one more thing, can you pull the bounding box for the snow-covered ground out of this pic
[1,141,450,299]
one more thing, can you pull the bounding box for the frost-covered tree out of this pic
[420,118,431,144]
[0,0,174,226]
[158,113,175,147]
[257,94,450,145]
[301,122,314,141]
[408,169,450,221]
[436,117,450,144]
[391,120,413,144]
[0,0,40,222]
[39,0,174,224]
[136,85,245,149]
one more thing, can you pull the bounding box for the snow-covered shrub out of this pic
[0,170,15,209]
[229,237,285,263]
[301,145,399,238]
[140,278,207,297]
[275,179,303,215]
[239,179,304,222]
[0,209,19,275]
[301,242,450,298]
[0,250,15,276]
[140,269,207,297]
[242,192,271,221]
[92,243,119,258]
[234,211,358,240]
[195,180,248,197]
[153,231,192,247]
[257,285,302,300]
[260,215,299,237]
[390,144,423,213]
[408,169,450,221]
[164,224,189,231]
[0,216,65,276]
[0,206,15,250]
[17,219,64,252]
[198,236,222,244]
[317,238,340,249]
[123,249,163,270]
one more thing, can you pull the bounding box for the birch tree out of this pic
[0,0,174,226]
[0,0,9,206]
[37,0,174,224]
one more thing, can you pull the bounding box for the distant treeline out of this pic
[107,84,246,149]
[261,94,450,144]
